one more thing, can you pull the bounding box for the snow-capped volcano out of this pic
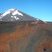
[0,8,39,21]
[1,8,23,17]
[0,8,24,21]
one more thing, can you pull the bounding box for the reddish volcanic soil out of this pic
[0,21,52,52]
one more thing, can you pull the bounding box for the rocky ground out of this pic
[0,21,52,52]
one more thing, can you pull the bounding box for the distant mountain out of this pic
[0,8,44,25]
[0,8,38,21]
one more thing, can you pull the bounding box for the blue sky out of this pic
[0,0,52,21]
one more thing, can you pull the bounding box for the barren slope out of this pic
[0,21,52,52]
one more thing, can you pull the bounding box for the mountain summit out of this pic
[0,8,38,21]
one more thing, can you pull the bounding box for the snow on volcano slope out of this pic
[0,8,24,21]
[2,8,23,17]
[0,8,41,22]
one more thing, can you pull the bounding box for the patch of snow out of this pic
[1,8,23,17]
[1,11,10,17]
[12,10,23,16]
[1,8,15,17]
[11,16,13,18]
[11,16,19,20]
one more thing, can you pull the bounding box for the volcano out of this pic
[0,8,52,52]
[0,8,38,21]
